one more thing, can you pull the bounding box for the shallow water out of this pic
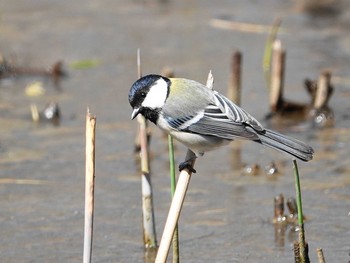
[0,1,349,262]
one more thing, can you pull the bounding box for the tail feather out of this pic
[256,129,314,161]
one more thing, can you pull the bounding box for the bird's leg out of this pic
[179,150,197,173]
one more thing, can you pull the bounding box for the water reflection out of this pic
[272,194,299,248]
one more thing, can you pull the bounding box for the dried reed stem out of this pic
[210,18,285,34]
[155,150,196,263]
[137,49,157,248]
[139,116,157,247]
[83,109,96,263]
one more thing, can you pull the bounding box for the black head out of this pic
[128,74,170,122]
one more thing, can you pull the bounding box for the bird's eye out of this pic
[140,92,146,98]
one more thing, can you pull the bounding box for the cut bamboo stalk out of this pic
[228,50,242,105]
[83,109,96,263]
[270,40,286,113]
[155,150,196,263]
[136,49,157,248]
[314,70,332,110]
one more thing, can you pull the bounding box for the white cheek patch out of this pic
[142,78,168,109]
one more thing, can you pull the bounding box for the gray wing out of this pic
[167,91,266,140]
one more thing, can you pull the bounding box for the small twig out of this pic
[83,109,96,263]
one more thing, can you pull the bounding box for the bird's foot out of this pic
[179,160,196,173]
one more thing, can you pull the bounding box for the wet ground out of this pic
[0,0,350,262]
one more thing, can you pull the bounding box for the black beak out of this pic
[131,108,140,120]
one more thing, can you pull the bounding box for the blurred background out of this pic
[0,0,349,262]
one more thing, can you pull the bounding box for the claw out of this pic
[179,161,196,173]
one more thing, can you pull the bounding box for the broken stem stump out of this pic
[314,70,332,110]
[270,39,286,113]
[316,248,326,263]
[228,50,242,105]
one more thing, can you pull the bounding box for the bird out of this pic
[128,74,314,173]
